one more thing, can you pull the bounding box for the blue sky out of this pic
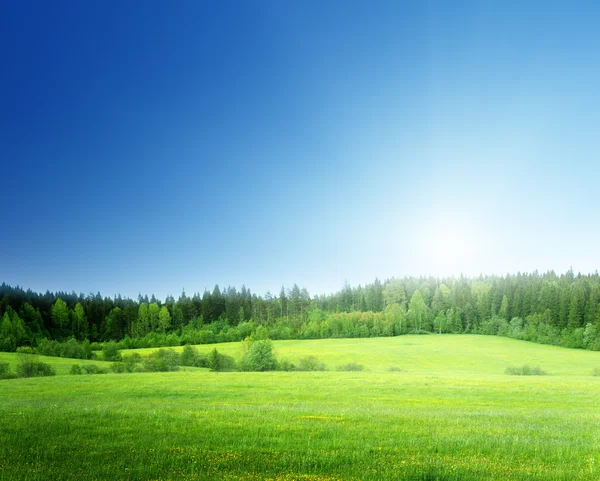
[1,1,599,299]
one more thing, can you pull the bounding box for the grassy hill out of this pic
[124,334,600,376]
[1,336,600,480]
[0,351,114,376]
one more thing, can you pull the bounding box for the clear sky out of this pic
[1,1,599,300]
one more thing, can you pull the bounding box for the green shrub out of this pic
[337,362,364,372]
[277,358,296,371]
[16,359,55,378]
[35,339,94,359]
[297,356,327,371]
[387,366,403,372]
[197,330,216,344]
[240,340,277,372]
[16,346,35,355]
[505,364,547,376]
[82,364,107,375]
[70,364,83,375]
[102,341,122,362]
[110,362,127,373]
[208,348,237,372]
[111,353,145,373]
[250,325,270,341]
[592,368,600,377]
[0,362,15,379]
[143,349,180,372]
[180,344,206,367]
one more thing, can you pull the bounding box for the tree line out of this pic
[1,269,600,352]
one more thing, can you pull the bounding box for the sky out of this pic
[1,1,600,300]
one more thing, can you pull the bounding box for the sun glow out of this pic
[420,216,483,277]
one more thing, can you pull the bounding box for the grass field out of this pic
[123,334,600,376]
[0,351,115,376]
[1,335,600,480]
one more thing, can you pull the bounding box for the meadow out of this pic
[1,335,600,480]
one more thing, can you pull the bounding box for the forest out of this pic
[1,269,600,355]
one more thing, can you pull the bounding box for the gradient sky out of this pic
[2,1,599,299]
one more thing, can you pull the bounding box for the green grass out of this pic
[1,335,600,480]
[0,351,114,376]
[125,334,600,376]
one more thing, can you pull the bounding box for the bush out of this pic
[197,330,216,344]
[102,341,122,362]
[110,362,127,373]
[143,349,180,372]
[240,340,277,372]
[250,325,270,341]
[505,364,547,376]
[82,364,107,375]
[111,353,145,373]
[207,348,237,372]
[180,344,206,367]
[337,362,364,372]
[16,346,35,355]
[70,364,83,375]
[297,356,327,371]
[34,339,94,359]
[508,318,524,340]
[277,358,296,371]
[16,358,55,378]
[592,368,600,377]
[0,362,16,379]
[111,356,147,373]
[387,366,403,372]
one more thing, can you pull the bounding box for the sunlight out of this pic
[421,216,482,277]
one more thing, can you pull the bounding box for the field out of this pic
[1,335,600,480]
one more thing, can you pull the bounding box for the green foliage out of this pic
[207,348,236,372]
[51,298,70,330]
[16,355,55,378]
[143,349,180,372]
[508,317,524,339]
[81,364,107,375]
[3,270,600,356]
[102,341,122,362]
[179,344,206,367]
[70,364,83,375]
[583,323,599,350]
[560,328,585,349]
[35,338,93,359]
[249,325,270,341]
[15,346,35,355]
[0,362,14,379]
[336,362,364,372]
[478,316,506,336]
[72,302,88,340]
[505,364,548,376]
[111,353,145,373]
[240,340,277,372]
[276,358,296,371]
[296,356,327,371]
[592,367,600,376]
[408,290,429,332]
[387,365,403,372]
[158,306,171,333]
